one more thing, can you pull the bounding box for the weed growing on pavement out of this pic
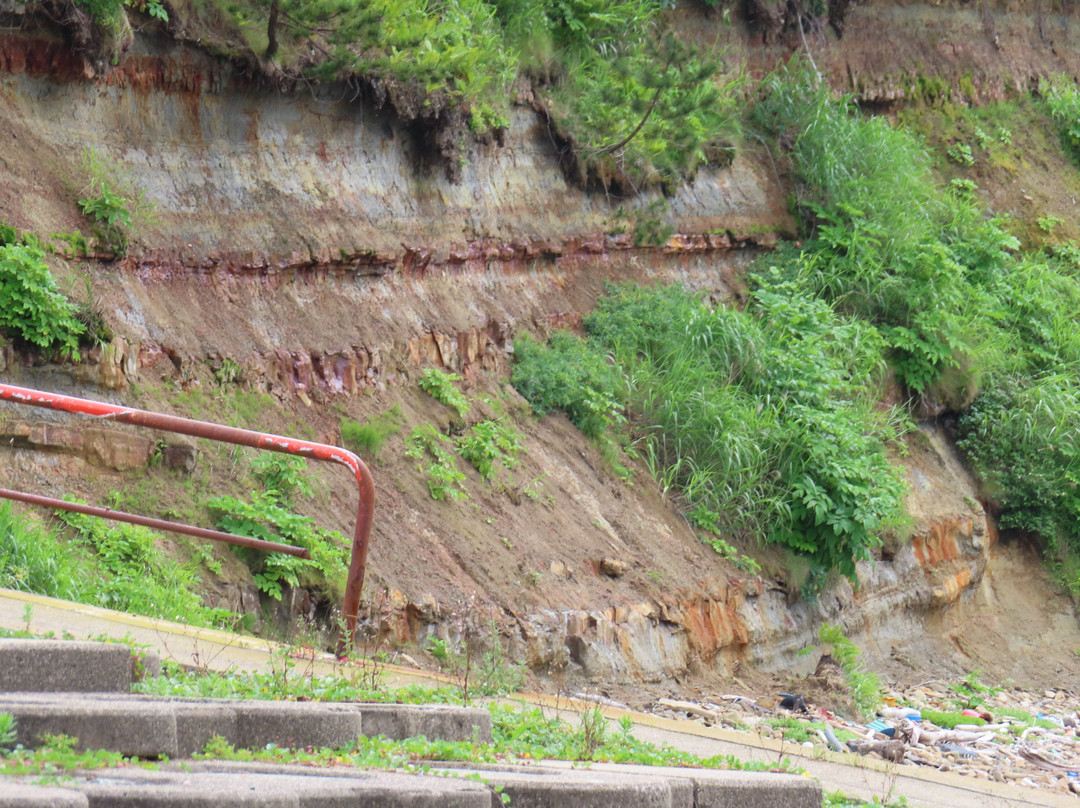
[187,701,792,772]
[0,728,140,774]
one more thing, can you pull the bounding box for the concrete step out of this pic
[0,759,823,807]
[0,639,158,693]
[1,766,493,807]
[0,693,492,757]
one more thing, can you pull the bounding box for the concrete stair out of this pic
[0,639,822,807]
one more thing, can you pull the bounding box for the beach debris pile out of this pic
[647,682,1080,795]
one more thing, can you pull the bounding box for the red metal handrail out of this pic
[0,383,374,648]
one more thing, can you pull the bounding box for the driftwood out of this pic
[1019,748,1080,773]
[572,693,630,710]
[718,695,773,714]
[657,698,720,722]
[895,719,992,746]
[847,738,906,763]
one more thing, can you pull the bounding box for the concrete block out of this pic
[0,781,88,807]
[682,769,820,808]
[134,650,163,681]
[0,698,178,758]
[173,702,238,757]
[231,701,363,751]
[454,760,824,808]
[435,765,677,808]
[358,703,493,743]
[69,765,493,807]
[0,640,131,693]
[578,762,822,808]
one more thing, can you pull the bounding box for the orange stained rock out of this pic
[682,598,749,656]
[912,517,970,567]
[931,567,973,606]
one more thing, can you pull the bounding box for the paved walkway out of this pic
[0,588,1071,808]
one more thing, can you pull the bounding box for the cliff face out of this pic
[0,2,1078,695]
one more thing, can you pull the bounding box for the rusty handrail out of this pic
[0,383,374,647]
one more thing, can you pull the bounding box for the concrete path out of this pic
[0,588,1070,807]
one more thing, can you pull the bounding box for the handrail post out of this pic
[0,383,374,652]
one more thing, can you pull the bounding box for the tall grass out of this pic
[0,500,234,627]
[514,280,908,583]
[753,59,1017,396]
[0,503,87,601]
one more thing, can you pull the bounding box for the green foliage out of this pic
[511,330,624,440]
[958,377,1080,563]
[0,243,85,356]
[586,281,905,581]
[207,456,350,600]
[455,419,522,480]
[552,33,742,187]
[126,0,169,20]
[418,368,471,418]
[56,508,234,626]
[75,0,170,25]
[0,503,87,601]
[814,624,881,719]
[340,406,404,461]
[426,621,526,703]
[0,732,132,775]
[946,142,974,166]
[78,148,155,256]
[0,502,233,628]
[74,0,125,25]
[1037,215,1064,234]
[206,0,739,178]
[920,710,986,730]
[1042,74,1080,163]
[405,424,468,500]
[78,182,133,255]
[948,670,1002,709]
[0,713,16,751]
[754,59,1019,396]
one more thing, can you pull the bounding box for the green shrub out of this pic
[589,281,906,581]
[0,502,233,628]
[456,419,523,480]
[511,330,624,440]
[1042,74,1080,162]
[418,368,471,418]
[57,509,231,624]
[958,379,1080,554]
[752,59,1017,396]
[551,34,741,187]
[0,243,85,356]
[405,424,469,501]
[78,148,157,257]
[207,456,349,601]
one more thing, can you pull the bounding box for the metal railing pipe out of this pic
[0,383,374,647]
